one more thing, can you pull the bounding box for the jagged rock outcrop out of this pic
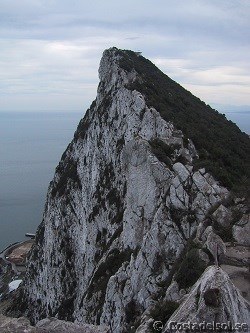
[15,48,249,332]
[0,315,35,333]
[233,213,250,246]
[203,226,226,266]
[163,266,250,332]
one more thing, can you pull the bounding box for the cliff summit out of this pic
[7,48,249,332]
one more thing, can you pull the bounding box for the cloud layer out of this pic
[0,0,249,111]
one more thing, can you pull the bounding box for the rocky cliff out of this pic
[14,48,249,332]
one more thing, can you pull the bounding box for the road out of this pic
[0,243,19,274]
[0,240,34,274]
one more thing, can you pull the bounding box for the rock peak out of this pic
[98,47,139,93]
[164,266,250,332]
[10,48,249,333]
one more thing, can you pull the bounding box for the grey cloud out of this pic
[0,0,250,111]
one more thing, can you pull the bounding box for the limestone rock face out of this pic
[212,204,232,228]
[19,48,243,332]
[163,266,250,332]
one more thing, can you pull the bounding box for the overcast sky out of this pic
[0,0,250,113]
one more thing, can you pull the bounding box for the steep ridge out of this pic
[163,266,250,333]
[12,48,249,332]
[118,50,250,190]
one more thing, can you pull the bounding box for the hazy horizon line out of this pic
[1,104,250,114]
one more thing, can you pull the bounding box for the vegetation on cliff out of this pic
[117,49,250,191]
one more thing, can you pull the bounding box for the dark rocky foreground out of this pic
[0,315,109,332]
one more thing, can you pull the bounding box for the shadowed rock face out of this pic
[14,48,248,332]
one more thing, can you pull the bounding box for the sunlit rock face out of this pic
[20,48,238,332]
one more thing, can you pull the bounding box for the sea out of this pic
[0,111,82,251]
[0,110,249,251]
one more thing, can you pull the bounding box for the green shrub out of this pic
[149,138,174,167]
[213,221,234,243]
[149,300,179,326]
[125,300,142,332]
[52,159,81,197]
[175,248,206,289]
